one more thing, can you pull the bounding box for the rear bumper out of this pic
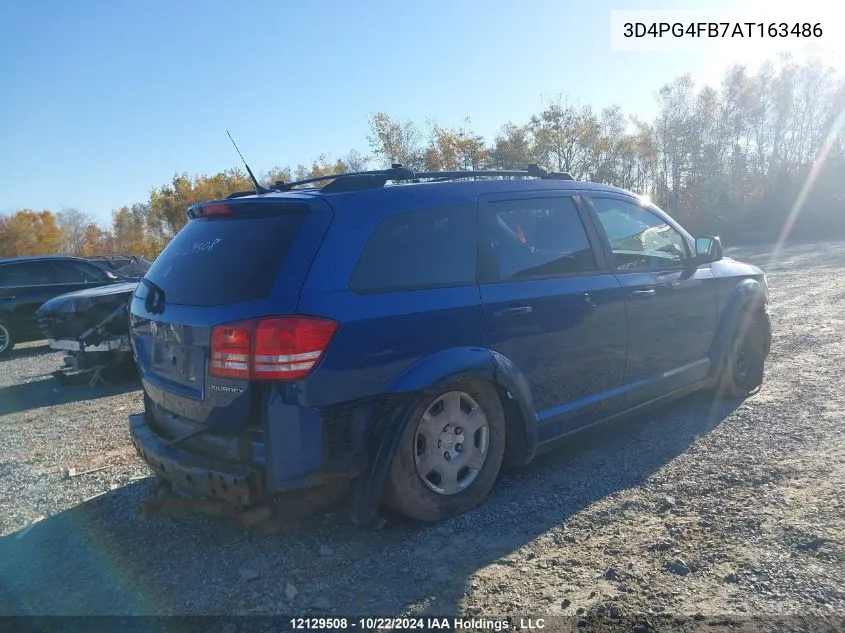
[49,337,131,353]
[128,413,265,505]
[129,397,374,504]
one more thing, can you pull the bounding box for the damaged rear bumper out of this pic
[49,337,131,353]
[128,413,265,506]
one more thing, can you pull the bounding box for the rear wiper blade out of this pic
[140,278,166,314]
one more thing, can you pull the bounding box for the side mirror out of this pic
[691,235,723,265]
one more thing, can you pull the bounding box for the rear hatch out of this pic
[130,196,333,438]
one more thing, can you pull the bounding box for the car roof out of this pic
[0,255,99,266]
[217,178,639,210]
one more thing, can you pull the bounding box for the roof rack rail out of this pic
[320,173,390,194]
[227,164,573,197]
[320,164,573,193]
[525,163,574,180]
[272,164,415,191]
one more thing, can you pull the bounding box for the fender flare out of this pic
[487,349,538,469]
[709,278,770,377]
[348,347,538,524]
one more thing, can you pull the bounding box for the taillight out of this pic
[209,316,338,381]
[252,317,338,380]
[210,322,252,379]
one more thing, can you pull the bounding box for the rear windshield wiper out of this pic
[140,278,166,314]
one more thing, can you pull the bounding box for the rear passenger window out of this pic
[478,197,597,282]
[350,206,476,293]
[0,261,57,286]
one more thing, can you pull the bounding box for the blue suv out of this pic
[127,165,771,523]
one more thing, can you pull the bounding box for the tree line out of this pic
[2,52,843,260]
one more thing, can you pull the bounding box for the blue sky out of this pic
[0,0,839,223]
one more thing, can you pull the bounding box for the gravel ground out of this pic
[1,241,844,630]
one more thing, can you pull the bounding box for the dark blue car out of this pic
[127,166,771,523]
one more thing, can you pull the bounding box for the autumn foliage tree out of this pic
[490,123,536,170]
[367,112,425,169]
[111,204,158,258]
[148,170,254,242]
[78,224,107,257]
[0,210,63,257]
[425,120,489,170]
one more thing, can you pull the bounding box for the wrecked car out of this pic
[36,256,151,382]
[0,255,145,358]
[86,255,153,278]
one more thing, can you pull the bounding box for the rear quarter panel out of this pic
[297,287,486,408]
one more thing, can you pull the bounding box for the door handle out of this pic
[493,305,534,318]
[630,289,656,299]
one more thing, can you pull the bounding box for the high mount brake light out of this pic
[199,203,233,216]
[209,316,338,381]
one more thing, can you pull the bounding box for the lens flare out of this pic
[769,107,845,267]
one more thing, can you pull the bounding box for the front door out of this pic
[586,194,719,406]
[50,259,118,293]
[477,192,628,441]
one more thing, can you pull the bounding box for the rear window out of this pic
[350,205,477,293]
[141,203,307,306]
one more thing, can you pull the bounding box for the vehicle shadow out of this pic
[0,375,139,416]
[386,391,745,616]
[0,390,742,616]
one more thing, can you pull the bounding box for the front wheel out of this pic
[717,311,769,399]
[384,380,506,522]
[0,321,14,358]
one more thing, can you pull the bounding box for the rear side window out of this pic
[0,261,58,286]
[141,204,307,306]
[478,197,597,282]
[350,205,477,293]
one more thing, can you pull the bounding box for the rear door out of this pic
[585,194,719,406]
[0,261,62,338]
[477,192,628,441]
[130,197,331,430]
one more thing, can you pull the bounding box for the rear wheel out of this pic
[717,311,768,398]
[0,321,14,358]
[385,381,506,522]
